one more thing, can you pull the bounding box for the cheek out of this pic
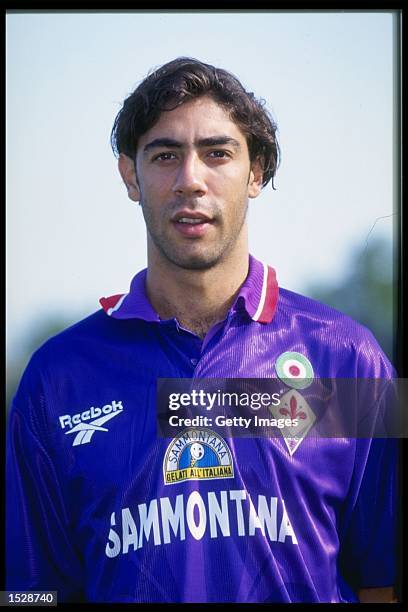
[139,177,169,203]
[214,163,250,189]
[137,162,170,196]
[220,170,251,202]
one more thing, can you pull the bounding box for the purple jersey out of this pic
[6,254,397,602]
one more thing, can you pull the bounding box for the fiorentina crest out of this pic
[269,389,316,456]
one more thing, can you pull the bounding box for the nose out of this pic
[172,153,207,197]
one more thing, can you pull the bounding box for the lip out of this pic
[171,210,214,238]
[171,210,213,223]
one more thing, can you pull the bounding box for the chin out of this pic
[173,255,221,271]
[176,259,219,271]
[164,248,223,271]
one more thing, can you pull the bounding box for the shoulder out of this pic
[28,310,114,362]
[277,286,363,331]
[31,308,148,361]
[15,308,150,393]
[275,287,395,377]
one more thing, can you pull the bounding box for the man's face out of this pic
[120,95,262,270]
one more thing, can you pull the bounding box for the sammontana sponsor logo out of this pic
[59,400,124,446]
[163,428,234,485]
[105,489,298,558]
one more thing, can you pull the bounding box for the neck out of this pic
[145,241,249,339]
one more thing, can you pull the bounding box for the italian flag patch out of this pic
[275,351,314,389]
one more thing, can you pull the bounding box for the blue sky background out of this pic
[6,10,397,361]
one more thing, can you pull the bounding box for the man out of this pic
[6,57,397,603]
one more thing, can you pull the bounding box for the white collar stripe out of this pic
[107,293,128,316]
[252,261,268,322]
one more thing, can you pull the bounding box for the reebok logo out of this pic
[59,400,124,446]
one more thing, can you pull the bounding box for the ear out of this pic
[118,153,141,202]
[248,158,264,199]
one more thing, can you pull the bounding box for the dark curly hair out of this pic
[111,57,280,189]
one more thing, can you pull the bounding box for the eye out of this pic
[152,152,177,161]
[208,150,231,159]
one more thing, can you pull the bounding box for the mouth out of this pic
[171,210,214,238]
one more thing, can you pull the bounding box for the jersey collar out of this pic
[99,254,278,324]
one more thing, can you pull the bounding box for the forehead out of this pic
[138,96,247,148]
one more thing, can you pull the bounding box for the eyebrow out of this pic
[143,136,241,153]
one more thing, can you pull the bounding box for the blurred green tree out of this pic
[304,235,395,364]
